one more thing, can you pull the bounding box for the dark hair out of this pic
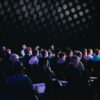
[70,56,80,62]
[11,61,24,74]
[95,49,99,55]
[39,58,48,67]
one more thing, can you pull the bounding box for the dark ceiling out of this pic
[0,0,100,49]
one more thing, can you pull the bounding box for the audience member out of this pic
[20,44,27,57]
[0,44,100,100]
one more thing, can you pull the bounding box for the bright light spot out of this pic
[19,0,24,6]
[24,12,29,18]
[69,2,73,7]
[58,7,62,13]
[71,8,75,13]
[30,8,35,15]
[13,3,18,8]
[76,5,81,10]
[83,3,87,7]
[65,10,70,16]
[52,10,56,15]
[42,2,46,8]
[68,17,72,21]
[22,6,27,12]
[4,1,8,7]
[41,17,45,22]
[50,5,53,10]
[60,13,64,19]
[34,0,38,5]
[33,14,37,20]
[79,11,84,16]
[85,9,90,13]
[63,4,67,10]
[27,3,32,10]
[36,5,41,11]
[7,7,11,13]
[82,18,86,22]
[25,0,29,3]
[73,14,78,19]
[38,11,43,17]
[55,2,59,6]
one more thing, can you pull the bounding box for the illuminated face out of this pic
[45,51,48,57]
[7,49,11,54]
[22,45,27,49]
[90,49,93,55]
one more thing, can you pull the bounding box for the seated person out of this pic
[4,61,37,100]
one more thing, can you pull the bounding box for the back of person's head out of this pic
[41,50,48,58]
[66,48,73,57]
[32,50,38,56]
[94,49,100,55]
[6,49,12,55]
[11,61,24,75]
[70,55,80,66]
[9,53,19,62]
[70,55,80,62]
[39,58,48,68]
[58,52,66,58]
[50,45,55,51]
[25,47,32,55]
[22,44,27,49]
[87,49,93,55]
[74,50,82,60]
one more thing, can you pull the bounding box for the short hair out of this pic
[11,61,24,74]
[58,52,65,58]
[9,53,19,62]
[94,49,100,55]
[25,47,32,55]
[74,50,82,59]
[32,50,38,56]
[87,49,93,54]
[70,55,80,62]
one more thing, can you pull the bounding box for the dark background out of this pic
[0,0,100,50]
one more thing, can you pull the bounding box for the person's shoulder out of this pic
[79,61,84,65]
[22,74,32,81]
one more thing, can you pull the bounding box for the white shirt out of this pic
[21,49,25,57]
